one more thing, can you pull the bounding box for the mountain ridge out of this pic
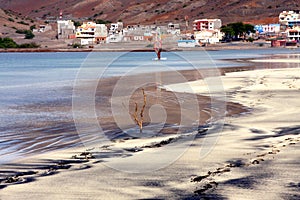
[0,0,299,25]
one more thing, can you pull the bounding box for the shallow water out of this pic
[0,48,299,164]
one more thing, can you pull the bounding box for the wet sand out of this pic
[1,66,248,161]
[0,66,247,189]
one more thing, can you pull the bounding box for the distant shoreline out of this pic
[0,41,280,53]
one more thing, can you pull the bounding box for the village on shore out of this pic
[1,10,300,50]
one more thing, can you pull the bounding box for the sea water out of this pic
[0,48,299,163]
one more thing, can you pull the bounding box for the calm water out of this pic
[0,48,299,163]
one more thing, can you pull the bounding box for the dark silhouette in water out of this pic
[156,48,162,60]
[154,27,162,60]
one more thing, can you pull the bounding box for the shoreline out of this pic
[1,55,300,198]
[0,41,285,53]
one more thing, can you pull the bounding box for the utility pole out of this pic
[185,15,189,34]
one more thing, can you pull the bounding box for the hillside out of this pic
[0,9,31,31]
[0,8,65,48]
[0,8,34,40]
[0,0,299,26]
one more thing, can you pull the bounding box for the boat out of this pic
[177,35,200,47]
[177,39,200,47]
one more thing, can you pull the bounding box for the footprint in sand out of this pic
[268,149,280,154]
[192,163,233,195]
[72,152,96,160]
[4,176,23,184]
[251,158,265,165]
[191,166,231,183]
[194,181,218,194]
[191,174,209,182]
[1,171,37,187]
[192,135,300,195]
[257,76,266,85]
[282,81,297,89]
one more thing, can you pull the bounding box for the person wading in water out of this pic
[154,27,162,60]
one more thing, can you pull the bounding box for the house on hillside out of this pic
[39,24,52,32]
[278,10,300,45]
[193,19,222,44]
[279,10,300,26]
[167,23,180,35]
[105,22,125,43]
[122,25,154,42]
[286,27,300,42]
[76,21,108,45]
[109,22,123,34]
[57,20,75,39]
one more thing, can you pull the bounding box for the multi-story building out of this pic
[122,25,152,42]
[76,22,108,45]
[286,27,300,41]
[192,19,222,44]
[109,22,123,34]
[279,10,300,27]
[279,11,300,42]
[57,20,75,39]
[193,19,222,31]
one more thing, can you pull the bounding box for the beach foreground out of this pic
[0,67,299,199]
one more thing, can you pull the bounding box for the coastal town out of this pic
[1,9,300,50]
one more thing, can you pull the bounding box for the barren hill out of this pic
[0,8,64,48]
[0,8,34,39]
[0,0,299,25]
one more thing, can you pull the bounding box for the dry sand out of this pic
[1,66,300,199]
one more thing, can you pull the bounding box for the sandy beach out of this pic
[0,56,300,199]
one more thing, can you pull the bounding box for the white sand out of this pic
[250,59,300,63]
[1,68,300,199]
[164,67,300,198]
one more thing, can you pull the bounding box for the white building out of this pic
[194,30,223,44]
[109,22,123,34]
[38,24,52,33]
[192,19,222,44]
[106,33,123,43]
[167,23,180,35]
[279,10,300,26]
[286,27,300,41]
[57,20,75,39]
[254,24,281,34]
[76,22,108,45]
[279,11,295,24]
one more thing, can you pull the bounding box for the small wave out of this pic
[0,80,74,90]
